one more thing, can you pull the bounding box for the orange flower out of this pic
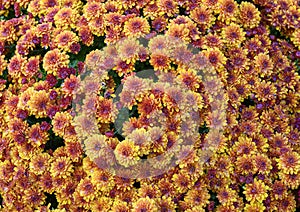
[243,179,270,203]
[221,23,246,47]
[54,30,79,52]
[114,139,140,167]
[54,7,79,29]
[217,186,238,206]
[254,53,274,77]
[132,197,158,212]
[50,156,73,178]
[123,17,150,38]
[157,0,178,17]
[203,47,227,69]
[235,154,257,175]
[190,6,215,29]
[76,177,96,201]
[183,187,210,208]
[277,151,300,174]
[238,2,261,29]
[43,49,69,76]
[218,0,239,24]
[255,80,276,102]
[27,90,50,118]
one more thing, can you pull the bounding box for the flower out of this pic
[254,53,274,77]
[90,168,114,193]
[90,197,112,211]
[111,199,130,212]
[132,197,158,212]
[203,47,227,69]
[52,111,73,137]
[114,139,140,167]
[27,90,50,118]
[84,134,107,160]
[76,177,96,201]
[243,179,270,203]
[96,96,115,123]
[244,202,266,212]
[276,151,300,174]
[54,30,79,52]
[54,7,78,29]
[157,0,178,17]
[238,2,261,29]
[254,154,272,174]
[183,187,210,208]
[190,6,215,30]
[255,80,276,102]
[291,28,300,48]
[150,52,171,71]
[62,74,80,95]
[221,23,245,47]
[271,180,288,200]
[218,0,239,24]
[117,38,141,63]
[231,135,257,156]
[123,17,150,38]
[43,49,69,76]
[217,186,238,206]
[50,156,73,178]
[235,154,257,175]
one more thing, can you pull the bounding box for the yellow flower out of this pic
[114,139,140,167]
[243,179,270,203]
[123,17,150,38]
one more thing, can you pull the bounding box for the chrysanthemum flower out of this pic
[221,23,246,47]
[127,128,151,156]
[157,196,176,212]
[76,177,96,201]
[183,187,210,209]
[203,47,227,69]
[238,2,261,29]
[90,197,112,211]
[190,6,215,30]
[23,56,40,77]
[244,202,266,212]
[277,151,300,174]
[62,74,80,96]
[231,135,257,156]
[52,111,73,137]
[157,0,178,17]
[90,168,114,193]
[254,53,274,77]
[83,1,106,21]
[243,179,270,203]
[217,186,238,206]
[152,17,168,32]
[50,156,73,178]
[54,30,79,52]
[255,80,276,102]
[96,96,115,123]
[271,180,288,200]
[114,139,140,167]
[43,49,69,76]
[123,17,150,38]
[111,199,130,212]
[235,154,257,175]
[132,197,158,212]
[218,0,239,24]
[117,38,141,63]
[166,23,190,42]
[172,172,193,193]
[89,16,106,37]
[84,134,107,160]
[27,90,50,118]
[254,155,271,176]
[272,194,296,212]
[8,54,26,79]
[54,7,79,29]
[203,0,221,14]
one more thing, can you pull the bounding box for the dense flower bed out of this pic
[0,0,300,211]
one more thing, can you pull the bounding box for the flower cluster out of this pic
[0,0,299,211]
